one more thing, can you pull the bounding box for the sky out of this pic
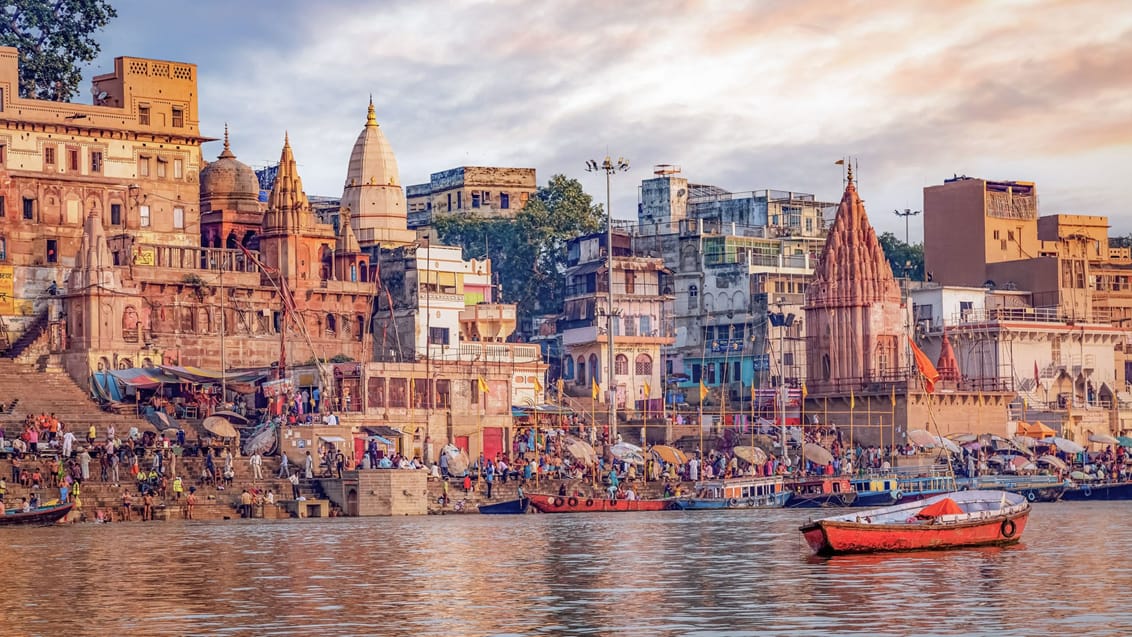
[80,0,1132,242]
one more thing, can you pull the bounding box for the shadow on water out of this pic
[0,502,1127,636]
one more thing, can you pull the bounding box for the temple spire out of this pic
[218,122,235,159]
[366,95,377,128]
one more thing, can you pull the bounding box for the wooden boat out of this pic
[956,475,1066,502]
[894,470,957,504]
[477,498,530,514]
[671,475,791,510]
[528,493,672,513]
[800,490,1030,556]
[784,476,856,508]
[849,476,903,508]
[0,502,74,526]
[1060,480,1132,501]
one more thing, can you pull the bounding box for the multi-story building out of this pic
[0,48,206,340]
[559,230,673,415]
[406,166,536,229]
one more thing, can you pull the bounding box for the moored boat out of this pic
[956,475,1066,502]
[849,476,903,508]
[477,498,530,514]
[1060,480,1132,501]
[784,476,856,508]
[0,502,74,526]
[528,493,671,513]
[800,490,1030,556]
[670,475,790,510]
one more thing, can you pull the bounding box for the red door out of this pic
[483,427,503,460]
[455,436,469,453]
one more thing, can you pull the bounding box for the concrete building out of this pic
[406,166,536,229]
[559,230,672,416]
[0,48,206,343]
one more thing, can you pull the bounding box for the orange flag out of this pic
[908,336,942,393]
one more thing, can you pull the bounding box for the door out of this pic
[455,436,469,453]
[482,427,503,460]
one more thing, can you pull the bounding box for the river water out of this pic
[2,502,1129,636]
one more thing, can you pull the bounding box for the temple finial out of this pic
[366,95,377,127]
[284,130,290,147]
[218,122,236,159]
[846,159,854,184]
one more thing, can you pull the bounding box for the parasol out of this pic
[649,445,688,465]
[1118,436,1132,448]
[1012,435,1037,449]
[933,436,962,454]
[802,442,833,466]
[906,429,938,448]
[211,409,250,424]
[1047,437,1085,454]
[1088,433,1120,445]
[1036,455,1068,471]
[202,416,238,438]
[948,433,978,443]
[609,442,644,459]
[731,445,768,466]
[563,437,598,466]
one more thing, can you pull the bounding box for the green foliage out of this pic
[298,354,355,365]
[1,0,118,101]
[433,174,604,333]
[877,232,924,280]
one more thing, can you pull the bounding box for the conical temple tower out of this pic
[804,167,907,394]
[340,98,416,247]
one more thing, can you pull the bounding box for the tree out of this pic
[434,174,604,335]
[1,1,118,101]
[877,232,924,280]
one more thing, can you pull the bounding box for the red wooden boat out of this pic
[0,502,74,526]
[800,490,1030,556]
[528,493,672,513]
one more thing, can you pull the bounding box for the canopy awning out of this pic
[159,365,268,385]
[650,444,688,465]
[109,367,180,389]
[319,436,347,444]
[363,426,403,440]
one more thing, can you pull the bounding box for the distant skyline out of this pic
[77,0,1132,241]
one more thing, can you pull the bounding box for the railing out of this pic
[109,239,261,274]
[424,342,542,364]
[951,306,1067,324]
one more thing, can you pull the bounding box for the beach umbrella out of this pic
[609,442,643,459]
[650,445,688,465]
[802,443,833,466]
[1047,437,1085,454]
[1088,433,1120,445]
[948,433,978,443]
[562,437,598,466]
[731,445,768,466]
[202,416,238,439]
[1036,455,1068,471]
[211,409,249,424]
[1012,435,1037,449]
[906,429,938,447]
[1118,436,1132,448]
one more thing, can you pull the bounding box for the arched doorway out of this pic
[346,488,358,516]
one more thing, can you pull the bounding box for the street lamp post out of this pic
[893,208,921,246]
[768,298,796,468]
[586,155,629,442]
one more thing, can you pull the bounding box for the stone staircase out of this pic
[2,312,48,361]
[0,358,154,439]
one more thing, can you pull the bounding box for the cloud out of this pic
[78,0,1132,239]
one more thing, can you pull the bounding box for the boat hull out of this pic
[0,502,74,526]
[785,492,857,508]
[1061,481,1132,501]
[671,493,791,510]
[528,493,672,513]
[478,498,530,514]
[802,509,1029,556]
[848,491,901,508]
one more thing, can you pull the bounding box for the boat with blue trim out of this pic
[670,475,790,510]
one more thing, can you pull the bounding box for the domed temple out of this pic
[340,98,416,248]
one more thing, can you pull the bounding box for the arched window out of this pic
[564,356,575,379]
[356,316,365,341]
[359,261,368,282]
[326,314,337,334]
[589,354,600,384]
[822,354,831,380]
[635,353,653,376]
[576,355,587,386]
[688,285,698,310]
[614,354,629,376]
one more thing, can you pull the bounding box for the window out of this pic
[173,206,184,229]
[22,197,34,220]
[174,159,183,179]
[44,146,55,165]
[447,193,452,211]
[110,203,121,225]
[46,239,57,263]
[139,204,150,227]
[520,192,529,205]
[68,148,79,171]
[500,193,509,209]
[172,107,184,128]
[615,354,629,376]
[640,315,651,335]
[783,352,794,367]
[993,230,1000,240]
[1000,239,1007,251]
[0,88,4,111]
[0,195,4,217]
[456,191,462,209]
[469,379,479,404]
[576,356,587,385]
[564,356,574,379]
[625,270,635,294]
[1007,230,1015,241]
[0,143,6,164]
[91,151,102,173]
[635,354,653,376]
[138,156,150,177]
[429,326,449,345]
[139,105,150,125]
[156,159,167,178]
[471,192,481,208]
[589,354,600,383]
[0,237,6,261]
[691,363,702,383]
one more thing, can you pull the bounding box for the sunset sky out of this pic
[84,0,1132,240]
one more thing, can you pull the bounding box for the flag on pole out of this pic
[890,383,896,407]
[699,380,709,402]
[556,378,564,396]
[908,336,942,393]
[592,378,600,400]
[801,382,808,399]
[642,381,651,398]
[534,375,543,393]
[1033,361,1040,389]
[850,387,855,410]
[834,159,845,165]
[478,376,490,394]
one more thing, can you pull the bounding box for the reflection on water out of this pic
[0,502,1128,636]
